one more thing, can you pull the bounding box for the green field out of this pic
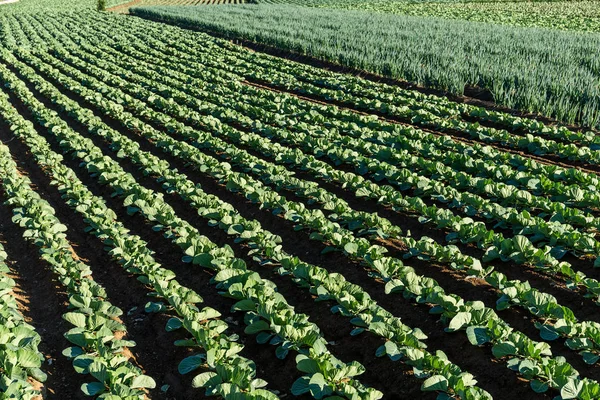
[320,1,600,32]
[254,0,600,32]
[132,4,600,129]
[2,1,600,400]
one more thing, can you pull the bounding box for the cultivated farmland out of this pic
[1,1,600,400]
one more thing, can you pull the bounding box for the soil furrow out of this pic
[6,60,392,398]
[13,46,439,399]
[13,42,555,399]
[0,197,85,399]
[36,47,600,340]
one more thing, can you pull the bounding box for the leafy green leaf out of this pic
[245,320,270,335]
[582,351,600,365]
[530,380,548,393]
[491,342,516,358]
[131,375,156,389]
[165,318,183,332]
[63,312,86,328]
[178,355,204,375]
[191,372,218,388]
[422,375,448,392]
[81,382,106,396]
[291,377,310,396]
[466,326,490,346]
[560,379,583,399]
[343,242,358,255]
[447,312,471,332]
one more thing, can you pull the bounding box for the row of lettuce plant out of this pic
[57,38,600,238]
[7,43,498,400]
[47,11,600,210]
[25,45,600,308]
[71,10,600,153]
[0,98,156,398]
[0,54,383,400]
[116,11,600,166]
[0,15,34,49]
[0,242,46,399]
[10,43,600,399]
[0,65,286,400]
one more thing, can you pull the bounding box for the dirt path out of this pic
[106,0,141,13]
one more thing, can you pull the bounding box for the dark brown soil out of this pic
[0,103,205,399]
[12,52,431,398]
[2,59,347,398]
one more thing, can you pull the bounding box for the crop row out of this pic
[26,32,600,317]
[22,6,600,354]
[13,10,600,205]
[8,34,600,399]
[0,242,45,399]
[0,95,156,397]
[31,13,600,283]
[2,8,600,400]
[0,51,399,399]
[131,5,600,130]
